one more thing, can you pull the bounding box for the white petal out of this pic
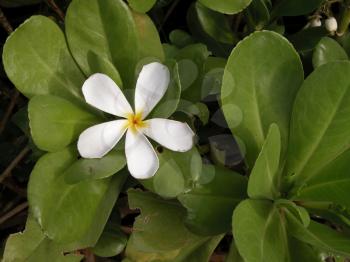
[125,129,159,179]
[142,118,194,152]
[82,73,133,118]
[134,62,170,119]
[78,120,128,158]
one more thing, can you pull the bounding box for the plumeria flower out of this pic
[77,62,194,179]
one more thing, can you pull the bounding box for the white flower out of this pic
[325,17,338,32]
[77,62,194,179]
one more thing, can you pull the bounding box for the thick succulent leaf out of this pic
[3,216,82,262]
[3,16,85,105]
[312,37,348,68]
[141,147,202,198]
[28,147,127,249]
[125,189,223,261]
[198,0,252,15]
[246,0,270,30]
[127,0,156,13]
[169,30,195,48]
[66,0,163,89]
[286,61,350,186]
[175,43,211,102]
[288,237,322,262]
[225,240,244,262]
[64,149,126,184]
[286,209,350,256]
[232,199,288,262]
[28,95,101,152]
[195,2,235,45]
[248,123,281,200]
[272,0,325,16]
[294,149,350,209]
[221,31,303,168]
[178,165,247,236]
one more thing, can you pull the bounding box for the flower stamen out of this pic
[127,112,146,132]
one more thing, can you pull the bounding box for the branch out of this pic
[46,0,65,21]
[0,90,20,135]
[0,7,13,34]
[0,146,31,184]
[0,202,28,225]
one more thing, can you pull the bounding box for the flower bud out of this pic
[325,17,338,32]
[310,18,322,27]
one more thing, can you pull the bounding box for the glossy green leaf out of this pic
[169,30,195,48]
[92,225,127,257]
[127,189,203,252]
[148,61,181,119]
[178,165,247,235]
[127,0,156,13]
[176,44,211,102]
[198,0,252,15]
[233,199,288,262]
[3,216,83,262]
[28,95,101,152]
[248,123,281,200]
[225,240,244,262]
[3,16,85,104]
[286,209,350,256]
[312,37,348,68]
[195,2,235,44]
[64,149,126,184]
[28,147,127,248]
[66,0,163,89]
[125,189,223,261]
[142,147,202,198]
[201,56,226,97]
[272,0,325,16]
[245,0,270,30]
[125,233,223,262]
[295,149,350,208]
[288,237,322,262]
[286,61,350,186]
[221,31,303,168]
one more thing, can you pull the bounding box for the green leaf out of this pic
[198,0,252,14]
[286,61,350,186]
[295,149,350,208]
[64,149,126,184]
[286,209,350,256]
[28,95,101,152]
[248,123,281,200]
[177,101,210,125]
[232,199,288,262]
[225,240,244,262]
[3,215,83,262]
[288,237,322,262]
[221,31,303,168]
[66,0,163,89]
[272,0,325,16]
[245,0,270,30]
[169,30,195,48]
[3,16,85,104]
[127,0,156,13]
[178,165,247,236]
[148,61,181,119]
[92,228,127,257]
[125,189,223,261]
[312,37,348,68]
[142,147,202,198]
[201,56,226,97]
[195,2,235,45]
[175,44,211,102]
[28,147,127,249]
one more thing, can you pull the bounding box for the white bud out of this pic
[310,18,322,27]
[325,17,338,32]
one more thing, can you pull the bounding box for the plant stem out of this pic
[0,202,28,225]
[0,146,31,184]
[46,0,65,21]
[0,7,13,34]
[337,0,350,36]
[0,90,20,135]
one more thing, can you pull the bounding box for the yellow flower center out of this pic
[127,113,147,132]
